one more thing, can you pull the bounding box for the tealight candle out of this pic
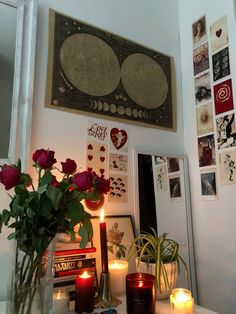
[126,272,155,314]
[75,271,94,313]
[108,259,128,296]
[170,288,194,314]
[53,288,69,314]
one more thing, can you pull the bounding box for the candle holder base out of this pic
[95,272,121,309]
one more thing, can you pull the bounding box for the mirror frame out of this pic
[133,147,198,301]
[0,0,37,169]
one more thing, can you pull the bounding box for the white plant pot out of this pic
[136,258,179,300]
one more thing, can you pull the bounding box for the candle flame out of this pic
[79,271,91,279]
[100,209,105,222]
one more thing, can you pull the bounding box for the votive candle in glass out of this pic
[75,271,94,313]
[108,259,128,296]
[126,272,155,314]
[53,288,69,314]
[170,288,194,314]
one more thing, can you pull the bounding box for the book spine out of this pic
[54,258,96,277]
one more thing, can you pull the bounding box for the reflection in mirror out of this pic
[134,150,197,300]
[0,2,17,159]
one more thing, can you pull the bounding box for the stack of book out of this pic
[53,237,97,300]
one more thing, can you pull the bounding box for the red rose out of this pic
[96,176,110,194]
[0,165,20,190]
[51,175,60,187]
[73,171,93,191]
[61,158,77,174]
[32,149,46,162]
[37,150,57,169]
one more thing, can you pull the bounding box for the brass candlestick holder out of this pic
[95,272,121,309]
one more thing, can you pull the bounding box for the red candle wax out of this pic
[75,271,94,313]
[99,209,109,273]
[126,273,155,314]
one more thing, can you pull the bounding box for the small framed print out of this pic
[219,150,236,184]
[193,42,209,76]
[198,134,216,167]
[192,16,207,47]
[213,78,234,115]
[210,15,229,53]
[194,71,211,106]
[169,176,181,199]
[200,169,218,200]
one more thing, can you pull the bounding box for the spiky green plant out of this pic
[128,228,188,292]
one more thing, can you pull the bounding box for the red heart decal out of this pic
[88,144,93,150]
[216,28,222,38]
[100,157,105,162]
[100,146,105,152]
[110,128,127,150]
[87,167,93,172]
[88,155,93,161]
[100,168,105,174]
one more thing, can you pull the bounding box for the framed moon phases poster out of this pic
[45,9,176,131]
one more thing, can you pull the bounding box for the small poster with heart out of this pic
[110,127,128,152]
[86,141,108,176]
[210,15,229,53]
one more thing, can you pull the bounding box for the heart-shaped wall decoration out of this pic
[216,28,222,38]
[110,128,128,150]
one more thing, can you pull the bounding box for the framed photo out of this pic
[192,16,207,47]
[46,9,176,131]
[91,215,136,274]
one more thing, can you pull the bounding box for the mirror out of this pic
[0,0,37,167]
[134,149,197,301]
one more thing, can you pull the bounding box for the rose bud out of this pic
[73,171,93,191]
[51,175,60,188]
[32,149,46,163]
[0,165,21,190]
[37,150,57,169]
[96,176,110,194]
[61,158,77,174]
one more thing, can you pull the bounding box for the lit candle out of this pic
[170,288,194,314]
[108,259,128,296]
[99,209,109,273]
[75,271,94,313]
[53,288,69,314]
[126,273,155,314]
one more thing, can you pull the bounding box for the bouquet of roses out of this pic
[0,148,110,254]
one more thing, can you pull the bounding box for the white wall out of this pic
[179,0,236,313]
[0,0,184,300]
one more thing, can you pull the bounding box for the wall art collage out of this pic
[192,15,236,200]
[86,121,129,203]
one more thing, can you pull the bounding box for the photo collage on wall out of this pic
[192,15,236,199]
[86,121,129,204]
[153,156,182,201]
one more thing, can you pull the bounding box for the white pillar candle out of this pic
[108,260,128,296]
[170,288,194,314]
[53,288,69,314]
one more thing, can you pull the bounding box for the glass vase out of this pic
[7,238,56,314]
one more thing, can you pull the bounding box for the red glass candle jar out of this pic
[75,271,94,313]
[126,273,155,314]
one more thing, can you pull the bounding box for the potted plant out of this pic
[128,228,188,299]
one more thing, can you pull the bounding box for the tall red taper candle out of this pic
[99,209,109,273]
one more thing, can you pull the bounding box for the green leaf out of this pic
[2,209,11,225]
[39,169,52,187]
[40,194,53,218]
[37,184,48,194]
[66,201,84,221]
[78,226,88,248]
[82,219,93,237]
[27,207,36,218]
[7,232,16,240]
[46,185,62,209]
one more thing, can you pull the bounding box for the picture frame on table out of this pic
[91,215,136,274]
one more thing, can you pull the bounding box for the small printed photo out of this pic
[108,174,128,202]
[213,78,234,115]
[198,134,216,167]
[192,16,207,46]
[169,177,181,198]
[167,157,180,173]
[219,150,236,184]
[194,71,211,106]
[154,164,168,192]
[210,15,229,53]
[109,153,128,172]
[212,47,230,82]
[154,156,167,165]
[196,103,214,136]
[216,113,236,150]
[200,171,217,198]
[193,42,209,76]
